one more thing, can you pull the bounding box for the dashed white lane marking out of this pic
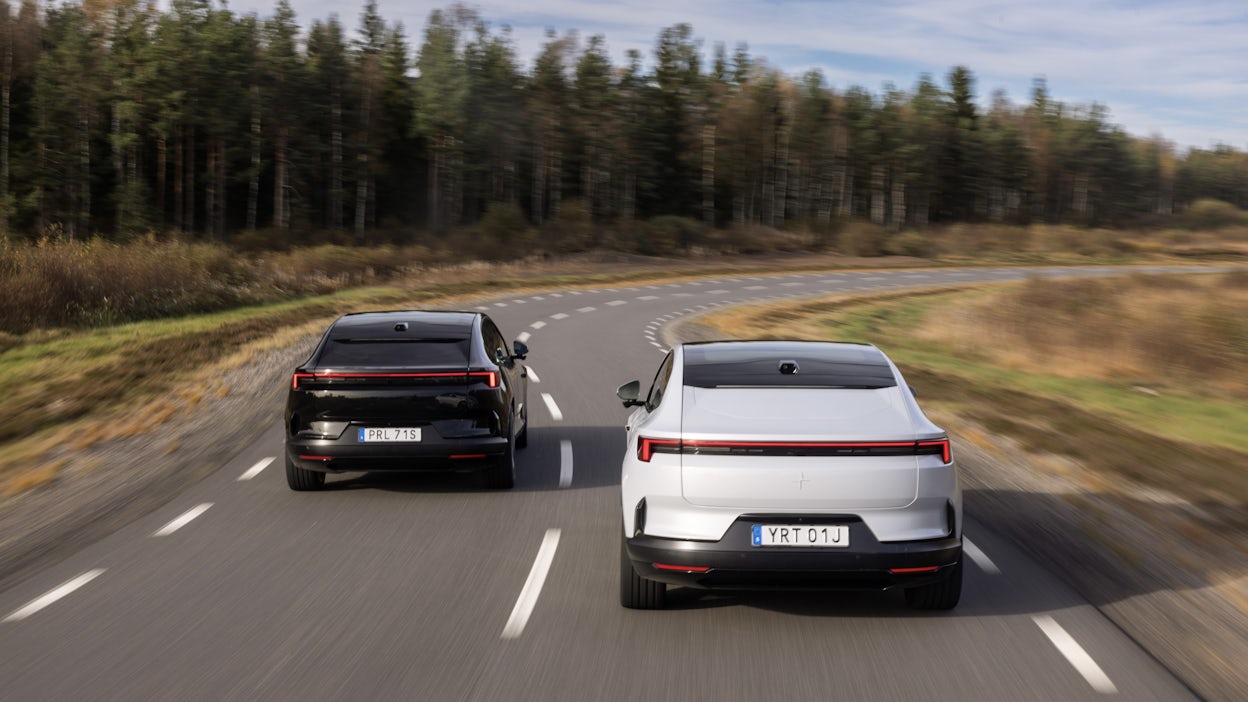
[550,293,564,298]
[153,503,213,537]
[1033,615,1118,694]
[606,300,627,306]
[707,289,729,295]
[494,302,508,307]
[637,295,660,301]
[559,440,574,488]
[963,537,1001,574]
[745,285,767,290]
[577,306,596,313]
[516,331,531,344]
[550,313,569,320]
[672,292,693,297]
[541,393,563,421]
[532,296,545,301]
[475,306,489,311]
[4,569,106,622]
[512,299,526,304]
[501,529,561,639]
[238,457,274,481]
[530,321,546,330]
[525,366,541,383]
[781,281,804,287]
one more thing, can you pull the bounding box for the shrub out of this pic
[1180,199,1248,231]
[838,221,887,257]
[884,230,937,258]
[631,216,704,256]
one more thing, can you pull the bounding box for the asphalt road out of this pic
[0,265,1212,701]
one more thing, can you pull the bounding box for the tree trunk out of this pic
[247,84,259,231]
[274,127,288,233]
[77,113,90,238]
[1,44,10,232]
[531,140,545,226]
[206,143,216,238]
[112,102,122,234]
[173,127,183,231]
[702,123,715,225]
[156,135,166,231]
[870,165,885,225]
[186,126,196,234]
[331,89,343,230]
[889,171,905,230]
[775,124,789,226]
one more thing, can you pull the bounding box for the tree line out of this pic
[0,0,1244,244]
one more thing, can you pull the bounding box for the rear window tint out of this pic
[683,344,896,389]
[316,338,470,368]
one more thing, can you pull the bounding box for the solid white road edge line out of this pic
[4,569,106,622]
[238,457,275,481]
[525,366,541,383]
[963,537,1001,575]
[152,503,213,537]
[559,440,573,488]
[541,393,563,421]
[1032,615,1118,694]
[501,529,561,639]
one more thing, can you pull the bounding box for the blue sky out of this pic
[220,0,1248,150]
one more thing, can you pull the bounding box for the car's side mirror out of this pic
[512,340,529,360]
[617,380,645,408]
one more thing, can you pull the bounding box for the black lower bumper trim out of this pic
[626,516,961,590]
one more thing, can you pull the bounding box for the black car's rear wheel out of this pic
[904,557,962,610]
[620,535,666,609]
[485,411,517,489]
[285,454,326,491]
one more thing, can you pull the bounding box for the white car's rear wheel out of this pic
[620,535,666,609]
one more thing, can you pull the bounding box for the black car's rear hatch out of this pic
[294,335,493,427]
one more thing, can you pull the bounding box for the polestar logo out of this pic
[793,472,811,490]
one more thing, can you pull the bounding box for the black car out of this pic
[284,311,529,490]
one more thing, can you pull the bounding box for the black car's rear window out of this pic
[683,343,897,389]
[316,338,470,368]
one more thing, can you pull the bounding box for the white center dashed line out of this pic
[525,366,541,383]
[3,569,106,622]
[541,393,563,421]
[501,529,561,639]
[516,331,531,344]
[1033,615,1118,694]
[153,503,213,537]
[559,440,573,488]
[708,289,729,295]
[577,306,596,313]
[238,457,274,481]
[530,321,546,330]
[963,538,1000,574]
[494,302,508,307]
[781,281,804,287]
[606,300,627,306]
[638,295,659,301]
[550,313,569,320]
[745,285,767,290]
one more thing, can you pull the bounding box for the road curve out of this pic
[0,265,1213,701]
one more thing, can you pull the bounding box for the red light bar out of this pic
[298,455,334,461]
[916,439,952,464]
[685,440,915,450]
[450,454,488,460]
[292,371,499,389]
[638,437,681,462]
[653,563,711,574]
[888,566,941,574]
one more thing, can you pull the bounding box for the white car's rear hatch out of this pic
[679,386,921,510]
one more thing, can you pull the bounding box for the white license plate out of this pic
[357,427,422,442]
[751,524,849,547]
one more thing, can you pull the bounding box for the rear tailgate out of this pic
[679,387,920,510]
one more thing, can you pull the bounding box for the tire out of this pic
[516,405,528,449]
[486,411,517,489]
[620,535,666,609]
[285,454,326,491]
[904,557,962,610]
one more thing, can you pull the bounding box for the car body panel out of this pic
[619,340,960,593]
[285,311,526,474]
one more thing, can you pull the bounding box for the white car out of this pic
[616,340,962,610]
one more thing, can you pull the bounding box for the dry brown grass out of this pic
[915,272,1248,397]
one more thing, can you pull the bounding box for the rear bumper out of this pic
[286,436,507,473]
[625,517,961,590]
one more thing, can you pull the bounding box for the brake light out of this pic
[291,371,498,389]
[637,437,681,462]
[888,566,940,574]
[653,563,711,573]
[916,439,952,464]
